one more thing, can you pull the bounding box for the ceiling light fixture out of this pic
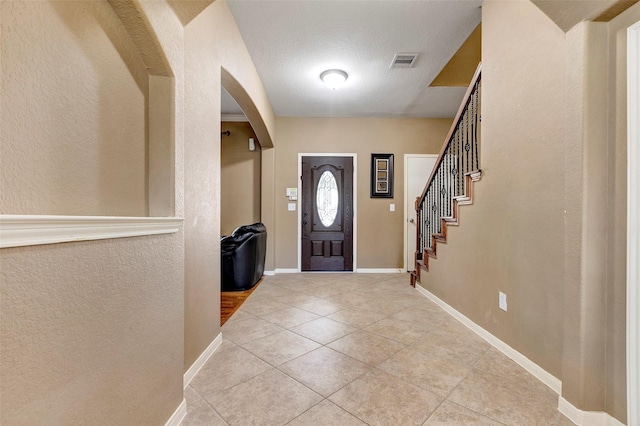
[320,69,348,90]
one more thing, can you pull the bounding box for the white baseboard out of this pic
[164,398,187,426]
[264,271,276,276]
[183,333,222,389]
[275,268,299,273]
[356,268,405,273]
[414,284,562,394]
[558,397,626,426]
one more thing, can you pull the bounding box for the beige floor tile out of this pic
[206,369,322,426]
[423,400,502,425]
[329,368,442,425]
[190,345,272,398]
[272,280,320,292]
[390,306,450,330]
[327,330,405,366]
[352,298,409,316]
[278,346,371,396]
[190,273,563,425]
[241,330,321,366]
[326,307,389,328]
[224,310,257,325]
[221,317,283,345]
[287,399,367,426]
[182,386,228,426]
[294,298,350,316]
[409,326,490,367]
[298,284,346,298]
[276,292,325,308]
[218,337,237,351]
[364,317,427,344]
[259,306,320,329]
[447,362,560,425]
[471,347,532,377]
[378,346,471,397]
[409,295,443,312]
[251,285,292,299]
[323,290,374,307]
[289,317,357,345]
[239,297,290,316]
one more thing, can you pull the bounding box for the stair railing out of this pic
[413,63,481,279]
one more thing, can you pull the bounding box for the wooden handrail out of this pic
[418,63,482,205]
[411,62,482,280]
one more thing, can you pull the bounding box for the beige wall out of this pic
[0,236,184,425]
[420,0,567,379]
[1,0,276,423]
[182,0,275,370]
[274,117,450,270]
[0,0,148,216]
[221,121,261,236]
[418,0,639,422]
[1,1,185,423]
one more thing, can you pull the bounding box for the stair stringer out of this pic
[415,170,482,278]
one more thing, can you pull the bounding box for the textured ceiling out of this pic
[224,0,482,118]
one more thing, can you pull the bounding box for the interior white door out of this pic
[404,154,438,271]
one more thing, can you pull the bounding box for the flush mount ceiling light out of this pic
[320,69,348,90]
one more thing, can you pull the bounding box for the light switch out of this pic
[390,203,395,212]
[288,203,296,211]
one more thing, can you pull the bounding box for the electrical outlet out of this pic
[499,291,508,311]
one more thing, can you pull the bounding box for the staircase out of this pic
[411,63,482,286]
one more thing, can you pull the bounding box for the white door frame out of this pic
[297,153,357,272]
[403,154,438,272]
[627,19,640,426]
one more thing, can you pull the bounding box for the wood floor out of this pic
[220,279,262,326]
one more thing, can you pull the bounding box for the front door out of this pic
[301,156,353,271]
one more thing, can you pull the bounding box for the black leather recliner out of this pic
[221,222,267,292]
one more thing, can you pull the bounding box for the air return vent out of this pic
[390,53,419,69]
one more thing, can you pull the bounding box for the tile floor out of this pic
[183,273,572,425]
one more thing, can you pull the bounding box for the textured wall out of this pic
[0,0,147,216]
[0,0,187,424]
[221,121,261,236]
[273,117,450,270]
[0,236,184,425]
[183,0,276,371]
[420,0,567,379]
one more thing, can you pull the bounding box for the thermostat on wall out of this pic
[286,188,298,200]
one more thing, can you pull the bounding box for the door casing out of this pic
[298,153,357,272]
[627,18,639,426]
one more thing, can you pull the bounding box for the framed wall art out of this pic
[370,153,394,198]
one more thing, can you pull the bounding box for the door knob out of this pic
[408,218,415,224]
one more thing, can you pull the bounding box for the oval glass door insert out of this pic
[316,171,339,227]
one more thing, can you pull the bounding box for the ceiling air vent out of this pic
[390,53,419,69]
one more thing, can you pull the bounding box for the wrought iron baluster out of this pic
[445,148,449,217]
[474,82,480,171]
[413,65,481,270]
[465,106,469,175]
[427,188,432,248]
[456,124,461,197]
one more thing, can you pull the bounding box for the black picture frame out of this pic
[370,153,394,198]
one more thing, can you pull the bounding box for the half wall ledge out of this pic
[0,215,183,248]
